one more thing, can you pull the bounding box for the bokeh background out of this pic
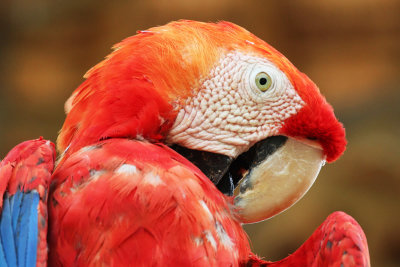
[0,0,399,266]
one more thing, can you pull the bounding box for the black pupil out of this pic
[259,77,267,85]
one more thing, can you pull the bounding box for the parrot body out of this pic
[49,139,249,266]
[0,20,370,266]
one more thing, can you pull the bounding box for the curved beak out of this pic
[234,138,324,223]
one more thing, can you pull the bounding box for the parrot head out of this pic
[58,20,346,223]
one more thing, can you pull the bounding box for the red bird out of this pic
[0,20,369,266]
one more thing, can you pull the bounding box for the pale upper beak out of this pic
[234,137,325,223]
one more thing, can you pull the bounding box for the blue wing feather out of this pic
[10,191,23,233]
[0,194,17,267]
[25,192,39,267]
[16,192,30,267]
[0,238,7,267]
[0,191,39,267]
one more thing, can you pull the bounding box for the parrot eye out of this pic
[255,72,272,92]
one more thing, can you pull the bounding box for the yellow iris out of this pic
[255,72,272,92]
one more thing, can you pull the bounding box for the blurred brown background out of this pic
[0,0,399,266]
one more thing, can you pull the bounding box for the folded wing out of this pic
[0,138,56,267]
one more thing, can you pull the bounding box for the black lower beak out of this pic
[170,136,288,196]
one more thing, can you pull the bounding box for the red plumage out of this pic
[49,139,250,266]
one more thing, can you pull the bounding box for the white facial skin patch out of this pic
[167,51,304,158]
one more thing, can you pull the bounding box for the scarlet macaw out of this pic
[0,20,369,266]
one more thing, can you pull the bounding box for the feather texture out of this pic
[49,139,250,266]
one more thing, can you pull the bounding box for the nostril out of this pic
[306,136,318,141]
